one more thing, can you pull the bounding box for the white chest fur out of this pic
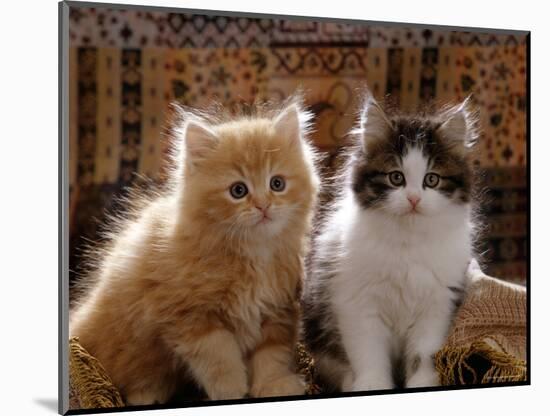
[324,197,474,390]
[330,198,472,336]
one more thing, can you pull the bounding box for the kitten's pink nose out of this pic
[255,202,271,214]
[407,195,421,208]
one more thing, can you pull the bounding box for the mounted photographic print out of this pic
[58,1,530,414]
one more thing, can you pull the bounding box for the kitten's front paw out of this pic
[250,373,305,398]
[406,367,439,388]
[341,370,355,392]
[125,384,174,405]
[206,372,248,400]
[125,390,163,406]
[351,374,393,392]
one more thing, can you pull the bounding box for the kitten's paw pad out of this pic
[406,368,439,388]
[251,374,305,398]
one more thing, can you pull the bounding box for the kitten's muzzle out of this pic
[254,203,272,224]
[407,194,421,209]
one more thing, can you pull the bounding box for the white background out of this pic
[0,0,546,414]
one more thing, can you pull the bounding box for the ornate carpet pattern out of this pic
[68,5,528,286]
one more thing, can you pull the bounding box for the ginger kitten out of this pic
[302,94,478,392]
[70,101,319,405]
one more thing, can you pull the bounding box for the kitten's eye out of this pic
[270,176,286,192]
[229,182,248,199]
[424,173,440,188]
[388,171,405,187]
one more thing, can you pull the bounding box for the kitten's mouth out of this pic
[405,207,422,216]
[256,214,272,225]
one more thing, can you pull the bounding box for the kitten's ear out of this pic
[274,104,302,143]
[437,97,478,149]
[183,120,219,165]
[359,95,392,148]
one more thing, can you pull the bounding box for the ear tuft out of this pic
[184,120,218,163]
[359,94,392,147]
[274,104,301,141]
[439,110,467,141]
[437,97,478,149]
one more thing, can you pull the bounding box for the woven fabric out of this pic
[67,7,528,285]
[69,337,125,409]
[435,260,527,385]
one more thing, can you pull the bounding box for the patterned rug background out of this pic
[68,5,528,289]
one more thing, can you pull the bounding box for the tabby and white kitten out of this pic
[303,94,478,392]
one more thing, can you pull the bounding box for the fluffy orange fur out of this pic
[70,102,319,405]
